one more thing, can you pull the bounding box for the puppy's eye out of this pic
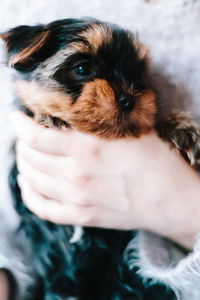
[74,63,90,76]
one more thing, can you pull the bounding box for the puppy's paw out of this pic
[155,113,200,170]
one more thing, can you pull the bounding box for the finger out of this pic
[17,153,65,201]
[18,175,66,223]
[10,111,101,156]
[17,152,91,206]
[18,175,93,225]
[16,140,76,178]
[18,176,133,229]
[17,144,130,210]
[10,110,71,155]
[17,141,97,183]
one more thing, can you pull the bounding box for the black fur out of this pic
[4,18,176,299]
[3,19,91,72]
[9,163,139,300]
[9,163,175,300]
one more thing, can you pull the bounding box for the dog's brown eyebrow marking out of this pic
[66,41,89,53]
[80,24,113,53]
[8,30,50,67]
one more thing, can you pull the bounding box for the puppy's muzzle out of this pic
[118,94,135,113]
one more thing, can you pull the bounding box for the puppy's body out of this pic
[1,18,199,299]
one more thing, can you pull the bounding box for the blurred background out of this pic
[0,0,200,222]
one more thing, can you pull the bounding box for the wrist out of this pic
[149,149,200,250]
[125,133,200,250]
[163,164,200,250]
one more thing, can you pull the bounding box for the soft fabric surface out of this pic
[1,1,200,299]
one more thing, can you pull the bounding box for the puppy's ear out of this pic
[0,25,58,71]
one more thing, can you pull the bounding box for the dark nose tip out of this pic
[118,94,135,113]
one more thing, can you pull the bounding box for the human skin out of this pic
[8,110,200,251]
[1,110,200,299]
[0,271,9,300]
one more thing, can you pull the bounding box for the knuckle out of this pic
[76,208,93,226]
[31,203,45,219]
[72,171,89,185]
[89,144,100,158]
[36,205,50,221]
[75,172,85,182]
[37,211,47,220]
[74,196,90,207]
[63,166,85,183]
[79,215,93,226]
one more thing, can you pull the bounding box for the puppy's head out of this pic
[1,18,156,138]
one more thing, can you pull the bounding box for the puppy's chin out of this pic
[15,79,156,138]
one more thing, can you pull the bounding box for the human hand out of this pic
[11,111,200,249]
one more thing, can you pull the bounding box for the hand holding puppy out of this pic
[12,111,200,250]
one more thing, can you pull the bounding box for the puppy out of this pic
[1,18,199,300]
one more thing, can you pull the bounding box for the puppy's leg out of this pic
[155,113,200,171]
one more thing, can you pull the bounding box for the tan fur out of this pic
[62,41,89,54]
[15,81,73,118]
[15,79,156,138]
[132,35,150,63]
[131,89,157,133]
[80,24,113,53]
[10,22,200,173]
[8,22,156,139]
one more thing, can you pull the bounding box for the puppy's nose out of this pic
[118,94,135,113]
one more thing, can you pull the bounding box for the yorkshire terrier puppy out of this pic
[1,17,199,300]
